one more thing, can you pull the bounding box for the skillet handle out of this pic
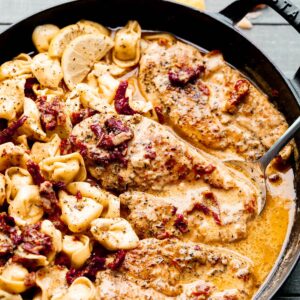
[220,0,300,95]
[220,0,300,33]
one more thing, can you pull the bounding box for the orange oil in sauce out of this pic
[132,71,295,297]
[123,30,296,297]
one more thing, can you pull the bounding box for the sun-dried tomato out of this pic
[225,79,250,113]
[71,108,98,125]
[66,268,83,285]
[171,206,178,216]
[90,124,114,148]
[0,115,28,144]
[24,78,38,100]
[144,145,156,160]
[169,65,204,87]
[39,181,58,212]
[66,256,106,285]
[69,136,88,157]
[192,282,213,297]
[174,214,189,233]
[21,224,53,256]
[26,160,45,185]
[12,255,33,267]
[193,203,210,215]
[60,138,73,155]
[190,191,222,226]
[51,181,66,191]
[36,97,66,130]
[39,181,67,232]
[114,81,137,115]
[107,250,126,270]
[84,256,106,280]
[154,106,165,124]
[87,149,112,166]
[0,213,15,230]
[0,213,22,256]
[75,191,83,200]
[86,117,133,166]
[194,164,216,178]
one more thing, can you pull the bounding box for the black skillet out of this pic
[0,0,299,298]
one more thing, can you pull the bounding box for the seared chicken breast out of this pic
[71,112,262,241]
[96,238,254,299]
[121,190,253,243]
[139,41,289,160]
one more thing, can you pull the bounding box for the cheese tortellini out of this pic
[31,134,61,163]
[0,19,150,299]
[31,53,63,88]
[40,220,63,262]
[36,266,68,300]
[126,77,153,113]
[112,21,141,68]
[8,185,43,226]
[39,153,87,184]
[67,83,115,113]
[0,263,29,293]
[62,234,91,268]
[59,277,96,300]
[0,78,25,120]
[66,182,120,218]
[90,218,139,250]
[32,24,60,53]
[19,97,47,141]
[59,190,103,232]
[0,54,32,81]
[5,167,33,202]
[0,143,29,171]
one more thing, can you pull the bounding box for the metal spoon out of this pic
[225,116,300,214]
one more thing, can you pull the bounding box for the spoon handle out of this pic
[259,116,300,169]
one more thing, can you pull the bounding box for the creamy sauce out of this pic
[131,65,296,298]
[100,29,296,298]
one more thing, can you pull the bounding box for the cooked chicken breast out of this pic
[71,112,261,241]
[71,113,235,191]
[96,270,245,300]
[138,41,289,160]
[121,190,253,242]
[96,238,254,299]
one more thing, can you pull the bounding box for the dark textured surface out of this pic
[0,0,299,299]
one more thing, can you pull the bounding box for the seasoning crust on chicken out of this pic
[96,238,254,299]
[138,41,289,160]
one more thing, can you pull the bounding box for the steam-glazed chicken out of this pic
[139,41,289,160]
[97,238,254,299]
